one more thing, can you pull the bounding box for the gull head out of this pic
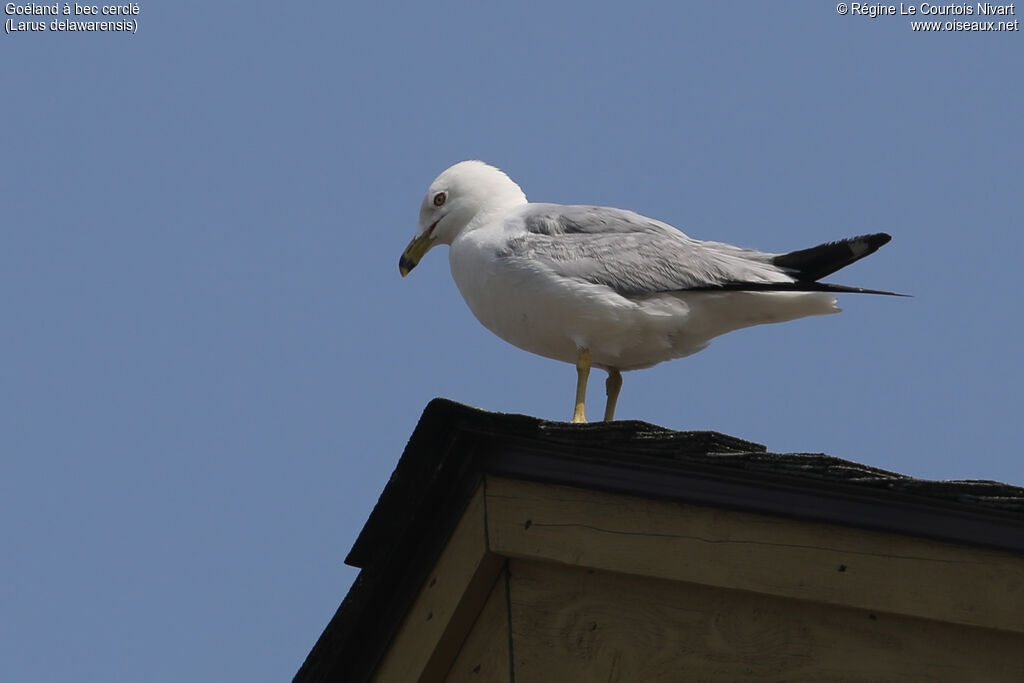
[399,160,527,276]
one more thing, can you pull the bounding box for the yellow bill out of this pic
[399,230,433,277]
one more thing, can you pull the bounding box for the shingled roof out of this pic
[295,398,1024,682]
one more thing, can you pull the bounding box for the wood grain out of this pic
[508,559,1024,683]
[443,569,512,683]
[372,486,502,683]
[485,476,1024,634]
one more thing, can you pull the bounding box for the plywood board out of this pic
[443,569,512,683]
[486,477,1024,634]
[372,486,502,683]
[508,559,1024,683]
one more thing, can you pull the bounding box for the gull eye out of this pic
[433,192,446,207]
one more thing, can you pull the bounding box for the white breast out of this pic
[448,227,717,370]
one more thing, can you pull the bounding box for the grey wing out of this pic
[500,204,791,297]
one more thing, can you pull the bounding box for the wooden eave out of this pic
[295,399,1024,683]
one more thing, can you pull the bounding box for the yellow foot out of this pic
[603,369,622,421]
[573,348,591,423]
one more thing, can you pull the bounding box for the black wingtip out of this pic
[686,233,908,297]
[856,232,891,251]
[773,232,894,282]
[815,282,911,297]
[686,281,910,297]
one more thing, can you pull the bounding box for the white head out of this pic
[399,161,527,276]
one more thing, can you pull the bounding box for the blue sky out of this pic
[3,2,1021,681]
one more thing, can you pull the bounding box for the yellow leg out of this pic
[572,348,591,423]
[603,369,622,422]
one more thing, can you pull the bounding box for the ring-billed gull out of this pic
[400,160,904,423]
